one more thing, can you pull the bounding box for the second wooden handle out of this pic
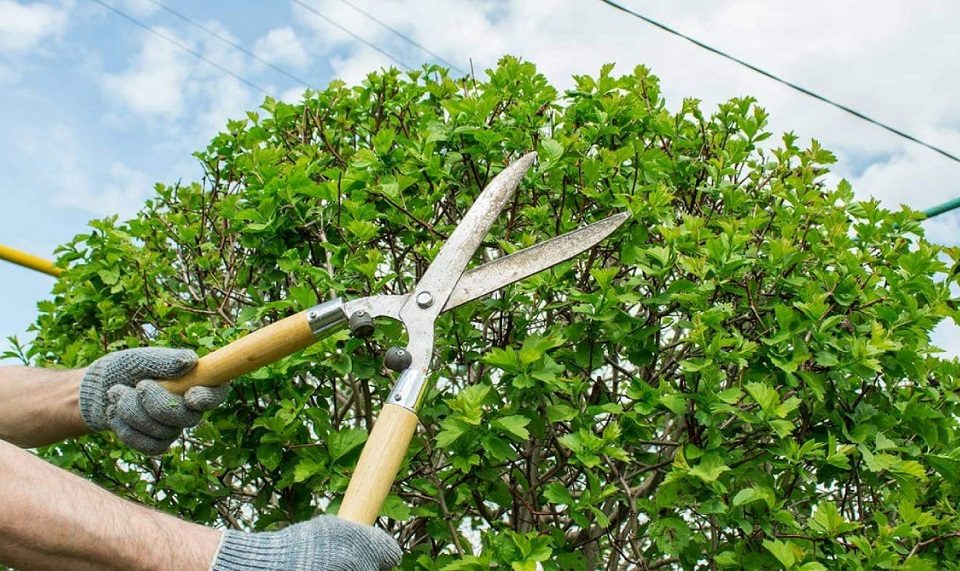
[339,404,420,525]
[158,310,316,395]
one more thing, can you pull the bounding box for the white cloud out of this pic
[54,162,153,219]
[100,26,191,118]
[291,0,376,54]
[0,0,70,52]
[846,129,960,212]
[99,22,261,143]
[185,21,262,136]
[14,124,154,218]
[329,45,394,84]
[932,320,960,358]
[253,27,311,70]
[280,85,309,104]
[922,214,960,247]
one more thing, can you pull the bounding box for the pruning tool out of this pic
[158,152,629,525]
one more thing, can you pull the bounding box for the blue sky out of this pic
[4,0,960,362]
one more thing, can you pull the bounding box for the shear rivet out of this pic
[416,291,434,308]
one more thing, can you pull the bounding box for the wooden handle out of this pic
[158,310,316,395]
[339,404,420,525]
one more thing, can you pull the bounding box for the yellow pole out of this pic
[0,244,61,277]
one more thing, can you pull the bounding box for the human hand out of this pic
[212,515,402,570]
[79,348,228,454]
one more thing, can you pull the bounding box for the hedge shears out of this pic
[158,152,629,525]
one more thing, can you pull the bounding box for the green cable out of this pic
[923,196,960,219]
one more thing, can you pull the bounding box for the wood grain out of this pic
[339,404,420,525]
[158,310,315,395]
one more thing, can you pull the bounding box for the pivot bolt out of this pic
[416,291,434,308]
[348,311,374,338]
[384,346,413,371]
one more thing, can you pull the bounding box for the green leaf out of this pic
[256,443,283,471]
[809,500,859,537]
[543,482,574,505]
[379,494,410,520]
[345,219,378,241]
[437,417,470,448]
[493,415,531,441]
[484,435,516,462]
[660,392,687,415]
[539,138,563,163]
[769,419,795,438]
[373,128,396,155]
[483,347,522,373]
[745,382,779,416]
[97,267,120,285]
[292,457,325,483]
[546,403,578,422]
[762,539,796,569]
[861,448,899,473]
[327,428,367,462]
[733,486,775,509]
[925,454,960,480]
[688,453,730,483]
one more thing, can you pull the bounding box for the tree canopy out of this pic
[18,57,960,569]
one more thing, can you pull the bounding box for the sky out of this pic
[3,0,960,363]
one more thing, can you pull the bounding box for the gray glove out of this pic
[79,348,229,455]
[212,515,402,570]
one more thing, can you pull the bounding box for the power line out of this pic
[143,0,314,89]
[91,0,270,96]
[290,0,410,69]
[336,0,465,74]
[597,0,960,166]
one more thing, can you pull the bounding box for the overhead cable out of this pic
[143,0,314,89]
[290,0,411,69]
[93,0,270,95]
[336,0,465,74]
[91,0,270,95]
[597,0,960,166]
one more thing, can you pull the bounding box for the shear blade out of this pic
[444,211,630,310]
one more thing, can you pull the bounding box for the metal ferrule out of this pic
[387,369,429,412]
[305,298,348,338]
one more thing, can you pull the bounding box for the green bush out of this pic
[22,57,960,569]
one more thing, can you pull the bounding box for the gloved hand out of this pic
[211,515,402,570]
[79,348,229,455]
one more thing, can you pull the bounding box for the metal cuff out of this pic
[305,298,348,338]
[387,369,429,412]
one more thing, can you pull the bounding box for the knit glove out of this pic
[79,348,229,455]
[211,515,402,571]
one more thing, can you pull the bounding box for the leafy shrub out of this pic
[23,57,960,569]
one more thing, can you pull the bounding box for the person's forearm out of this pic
[0,366,90,447]
[0,439,220,570]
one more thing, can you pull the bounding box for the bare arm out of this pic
[0,366,91,448]
[0,438,219,571]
